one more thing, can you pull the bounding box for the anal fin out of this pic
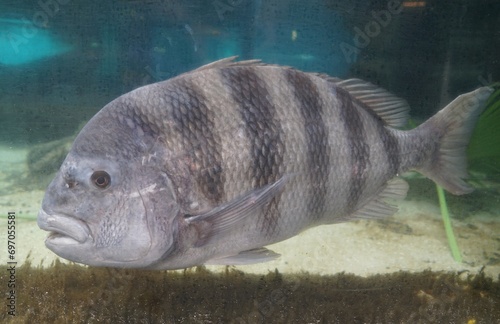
[349,178,409,220]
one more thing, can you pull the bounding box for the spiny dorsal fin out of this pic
[193,56,265,72]
[192,56,294,72]
[193,58,410,128]
[321,77,411,128]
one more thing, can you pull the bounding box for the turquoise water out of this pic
[1,1,498,145]
[0,0,499,322]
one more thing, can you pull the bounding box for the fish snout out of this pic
[37,209,91,246]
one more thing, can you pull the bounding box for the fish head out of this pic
[37,108,180,268]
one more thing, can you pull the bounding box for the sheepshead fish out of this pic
[37,57,492,269]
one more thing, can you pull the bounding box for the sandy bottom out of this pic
[1,145,499,279]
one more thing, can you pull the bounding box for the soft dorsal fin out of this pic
[322,77,411,128]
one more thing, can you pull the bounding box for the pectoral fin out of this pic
[185,177,287,247]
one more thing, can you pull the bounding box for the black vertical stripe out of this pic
[285,69,329,219]
[336,87,370,212]
[352,97,401,177]
[221,67,285,236]
[378,126,400,176]
[168,79,225,205]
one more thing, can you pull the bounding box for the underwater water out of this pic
[1,0,499,322]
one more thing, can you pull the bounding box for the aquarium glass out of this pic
[1,0,499,322]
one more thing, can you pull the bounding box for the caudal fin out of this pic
[416,87,493,195]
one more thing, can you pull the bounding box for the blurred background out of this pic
[1,0,498,145]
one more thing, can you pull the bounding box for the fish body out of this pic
[38,57,492,269]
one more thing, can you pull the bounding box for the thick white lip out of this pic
[37,209,91,245]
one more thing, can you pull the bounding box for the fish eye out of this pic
[91,171,111,189]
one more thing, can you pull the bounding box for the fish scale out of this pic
[220,67,286,236]
[285,69,330,220]
[169,79,225,205]
[336,88,371,213]
[37,57,493,269]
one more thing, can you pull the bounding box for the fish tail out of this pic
[414,87,493,195]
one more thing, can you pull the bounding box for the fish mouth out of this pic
[37,209,91,246]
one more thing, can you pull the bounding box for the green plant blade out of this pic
[436,185,462,263]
